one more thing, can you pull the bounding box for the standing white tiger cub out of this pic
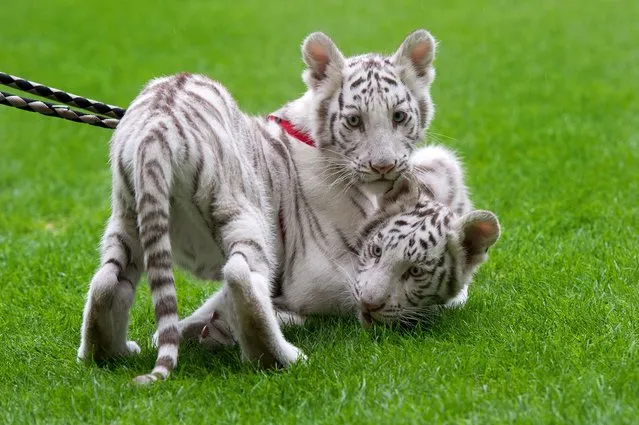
[78,30,440,384]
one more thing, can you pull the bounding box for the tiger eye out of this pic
[346,115,362,127]
[392,111,407,123]
[408,265,424,277]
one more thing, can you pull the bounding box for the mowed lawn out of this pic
[1,0,638,423]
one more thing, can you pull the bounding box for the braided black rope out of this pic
[0,90,120,129]
[0,72,126,119]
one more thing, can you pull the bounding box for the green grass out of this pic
[1,0,638,423]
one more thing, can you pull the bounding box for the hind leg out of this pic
[220,211,306,367]
[224,256,305,367]
[77,211,143,362]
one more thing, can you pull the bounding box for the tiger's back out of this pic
[111,73,271,280]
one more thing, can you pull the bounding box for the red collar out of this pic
[267,115,316,253]
[267,115,316,148]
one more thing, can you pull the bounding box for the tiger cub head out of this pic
[300,29,437,189]
[354,179,501,327]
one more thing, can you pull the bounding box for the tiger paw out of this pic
[125,340,141,356]
[198,311,235,350]
[76,340,140,363]
[275,340,307,367]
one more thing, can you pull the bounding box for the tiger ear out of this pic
[455,210,501,267]
[302,32,345,90]
[392,29,437,86]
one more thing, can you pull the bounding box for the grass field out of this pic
[1,0,638,423]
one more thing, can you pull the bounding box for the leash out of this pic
[0,71,125,129]
[0,73,319,144]
[0,91,121,129]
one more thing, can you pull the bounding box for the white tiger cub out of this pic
[354,145,501,326]
[199,146,500,342]
[77,29,439,384]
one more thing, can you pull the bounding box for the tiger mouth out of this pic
[360,310,402,328]
[360,311,373,328]
[359,173,401,183]
[359,311,388,328]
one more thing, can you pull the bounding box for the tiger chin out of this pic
[354,146,501,327]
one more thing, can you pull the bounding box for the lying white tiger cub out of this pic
[354,145,501,326]
[199,145,500,342]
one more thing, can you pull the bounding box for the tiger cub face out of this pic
[300,29,437,187]
[354,183,500,326]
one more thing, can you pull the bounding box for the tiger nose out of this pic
[361,301,385,313]
[370,161,396,175]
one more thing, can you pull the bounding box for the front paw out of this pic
[77,343,92,363]
[275,340,307,367]
[125,340,141,356]
[76,340,141,363]
[445,286,468,308]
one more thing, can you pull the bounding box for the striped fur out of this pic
[77,30,440,382]
[354,146,501,326]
